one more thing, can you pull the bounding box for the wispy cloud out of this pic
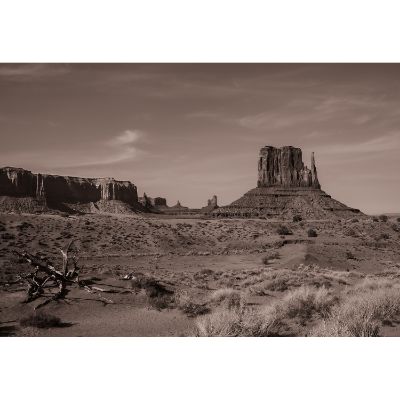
[315,131,400,156]
[0,64,70,81]
[0,129,146,171]
[70,129,145,167]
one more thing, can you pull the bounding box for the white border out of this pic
[1,1,400,399]
[1,338,400,400]
[0,0,400,62]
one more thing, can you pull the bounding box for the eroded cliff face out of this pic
[0,167,138,206]
[257,146,320,189]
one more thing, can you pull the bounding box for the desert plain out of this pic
[1,209,400,337]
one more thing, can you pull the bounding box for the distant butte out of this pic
[0,166,143,214]
[213,146,362,219]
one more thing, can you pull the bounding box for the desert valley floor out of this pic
[1,211,400,336]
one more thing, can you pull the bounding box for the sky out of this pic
[0,63,399,214]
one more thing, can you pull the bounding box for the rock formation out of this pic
[201,195,219,214]
[153,197,167,207]
[0,166,140,213]
[214,146,361,219]
[257,146,320,189]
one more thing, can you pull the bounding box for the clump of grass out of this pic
[209,288,245,310]
[270,286,337,323]
[379,214,388,222]
[344,227,358,237]
[175,292,210,317]
[250,275,289,293]
[195,286,338,336]
[377,233,390,240]
[277,225,292,236]
[293,215,302,222]
[307,228,318,238]
[194,307,281,337]
[19,312,63,329]
[311,281,400,336]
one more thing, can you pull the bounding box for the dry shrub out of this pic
[175,291,210,317]
[348,277,398,293]
[194,307,281,337]
[20,312,63,329]
[270,286,337,323]
[307,228,318,238]
[379,214,388,222]
[312,282,400,337]
[392,223,400,232]
[250,275,289,293]
[209,288,245,310]
[246,267,333,295]
[195,286,337,336]
[344,227,358,237]
[276,225,292,235]
[293,215,302,222]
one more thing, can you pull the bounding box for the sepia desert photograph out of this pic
[1,63,399,337]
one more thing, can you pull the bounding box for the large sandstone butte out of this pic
[0,166,142,213]
[214,146,362,219]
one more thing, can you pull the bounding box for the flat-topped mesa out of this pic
[257,146,320,189]
[0,166,139,207]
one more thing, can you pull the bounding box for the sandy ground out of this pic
[1,212,400,336]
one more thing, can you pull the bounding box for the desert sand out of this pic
[1,211,400,336]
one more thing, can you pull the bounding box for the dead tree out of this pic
[14,240,112,309]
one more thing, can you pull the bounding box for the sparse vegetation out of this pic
[276,225,292,236]
[268,286,337,323]
[175,292,210,317]
[307,228,318,237]
[209,288,245,310]
[195,286,337,336]
[312,282,400,336]
[346,250,355,259]
[195,307,281,337]
[293,215,302,222]
[379,214,388,222]
[344,227,358,237]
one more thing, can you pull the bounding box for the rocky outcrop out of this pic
[214,146,361,219]
[138,193,168,210]
[257,146,320,189]
[207,195,218,208]
[153,197,167,207]
[201,195,218,214]
[0,166,139,210]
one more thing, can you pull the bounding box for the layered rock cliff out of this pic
[0,166,139,209]
[257,146,320,189]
